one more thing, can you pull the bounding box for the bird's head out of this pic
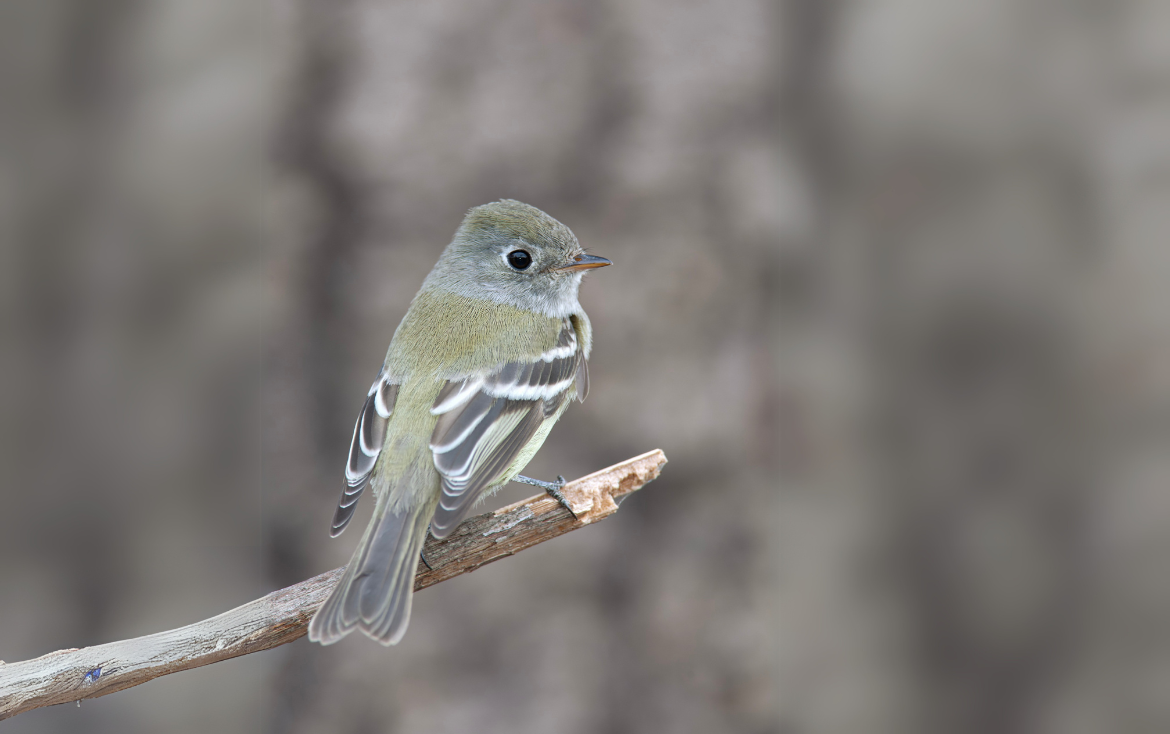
[428,199,610,318]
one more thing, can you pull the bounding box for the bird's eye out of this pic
[507,250,532,270]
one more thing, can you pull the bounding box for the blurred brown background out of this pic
[1,0,1167,733]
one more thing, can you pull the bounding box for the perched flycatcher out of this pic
[308,200,610,646]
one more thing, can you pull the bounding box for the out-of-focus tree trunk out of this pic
[776,1,1169,732]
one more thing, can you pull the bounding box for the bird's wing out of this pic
[428,317,584,538]
[331,372,399,537]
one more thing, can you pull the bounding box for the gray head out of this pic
[424,200,610,318]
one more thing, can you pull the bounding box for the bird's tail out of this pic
[308,497,432,646]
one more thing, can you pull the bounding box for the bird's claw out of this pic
[514,474,577,519]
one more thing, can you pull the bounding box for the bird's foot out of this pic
[514,474,577,519]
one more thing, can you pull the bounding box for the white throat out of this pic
[427,269,584,319]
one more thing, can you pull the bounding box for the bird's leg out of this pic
[419,548,434,571]
[514,474,577,519]
[513,474,566,491]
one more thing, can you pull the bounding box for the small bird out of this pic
[308,200,610,646]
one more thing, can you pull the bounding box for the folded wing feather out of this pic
[331,373,399,537]
[427,317,584,538]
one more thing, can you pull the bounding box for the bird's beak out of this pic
[557,253,612,271]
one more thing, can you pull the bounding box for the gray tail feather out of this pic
[308,501,430,646]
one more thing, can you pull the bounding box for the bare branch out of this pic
[0,450,667,721]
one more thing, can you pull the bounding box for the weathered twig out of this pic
[0,450,667,721]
